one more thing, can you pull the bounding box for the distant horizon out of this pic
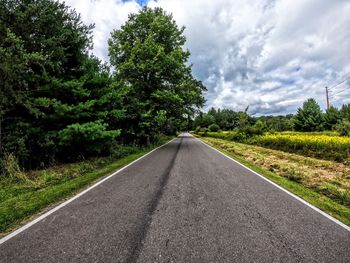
[63,0,350,115]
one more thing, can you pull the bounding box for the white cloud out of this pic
[62,0,140,60]
[62,0,350,115]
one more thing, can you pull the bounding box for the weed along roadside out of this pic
[0,136,173,236]
[194,134,350,226]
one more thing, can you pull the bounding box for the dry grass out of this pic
[202,137,350,207]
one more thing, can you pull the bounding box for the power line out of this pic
[328,71,350,87]
[331,86,349,96]
[328,75,350,90]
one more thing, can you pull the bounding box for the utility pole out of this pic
[325,86,330,110]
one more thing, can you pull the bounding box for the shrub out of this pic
[335,119,350,137]
[58,121,121,160]
[208,124,220,132]
[249,120,267,136]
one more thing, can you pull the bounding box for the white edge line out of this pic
[194,135,350,232]
[0,137,177,245]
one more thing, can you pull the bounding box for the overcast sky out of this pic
[62,0,350,115]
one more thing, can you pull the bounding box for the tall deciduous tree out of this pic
[108,7,205,143]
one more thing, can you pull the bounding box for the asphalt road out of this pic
[1,133,349,262]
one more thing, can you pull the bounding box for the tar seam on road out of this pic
[126,136,183,263]
[0,137,177,245]
[194,135,350,232]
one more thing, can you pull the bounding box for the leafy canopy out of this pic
[108,7,206,142]
[0,0,122,167]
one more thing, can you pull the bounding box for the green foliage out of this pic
[335,119,350,137]
[194,126,201,133]
[0,29,44,118]
[208,124,220,132]
[0,0,125,168]
[0,3,203,171]
[246,120,267,136]
[108,7,205,142]
[200,114,215,128]
[340,104,350,121]
[0,137,172,233]
[257,114,294,132]
[294,98,324,132]
[58,121,121,159]
[324,106,341,130]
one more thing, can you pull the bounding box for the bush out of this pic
[248,120,267,136]
[335,119,350,136]
[194,126,201,133]
[208,124,220,132]
[58,121,121,160]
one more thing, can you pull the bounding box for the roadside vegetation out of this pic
[253,133,350,163]
[0,1,205,172]
[1,1,204,233]
[1,0,349,234]
[0,136,172,235]
[197,131,350,163]
[192,98,350,225]
[198,136,350,225]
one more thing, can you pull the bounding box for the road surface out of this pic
[0,134,349,262]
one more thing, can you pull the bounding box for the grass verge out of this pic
[0,137,173,236]
[197,136,350,226]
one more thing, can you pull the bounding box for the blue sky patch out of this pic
[123,0,149,6]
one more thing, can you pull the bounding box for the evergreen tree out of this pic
[340,104,350,121]
[294,98,324,131]
[0,0,122,167]
[324,106,341,130]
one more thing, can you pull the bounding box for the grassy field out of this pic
[197,131,350,163]
[253,132,350,163]
[196,136,350,226]
[0,137,172,236]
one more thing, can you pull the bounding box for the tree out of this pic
[294,98,324,131]
[340,104,350,121]
[0,0,122,167]
[324,106,341,130]
[335,119,350,136]
[201,114,215,127]
[108,7,205,143]
[237,111,250,130]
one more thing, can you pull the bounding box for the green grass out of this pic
[197,136,350,226]
[0,137,173,236]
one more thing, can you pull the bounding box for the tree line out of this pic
[0,1,205,170]
[193,99,350,136]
